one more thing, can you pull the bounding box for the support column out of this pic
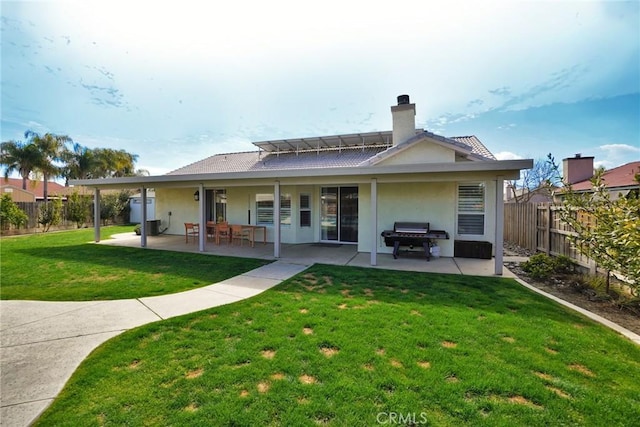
[495,177,504,275]
[274,181,281,258]
[370,178,378,266]
[141,186,147,248]
[94,188,101,242]
[198,184,205,252]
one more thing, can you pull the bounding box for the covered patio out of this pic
[100,232,515,277]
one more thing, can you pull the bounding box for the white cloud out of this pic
[595,144,640,170]
[495,151,524,161]
[599,143,640,154]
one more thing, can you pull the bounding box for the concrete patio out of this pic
[100,232,515,278]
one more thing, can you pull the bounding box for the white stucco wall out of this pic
[155,188,199,235]
[358,182,457,257]
[377,142,455,166]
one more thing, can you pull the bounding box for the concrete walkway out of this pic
[0,261,309,427]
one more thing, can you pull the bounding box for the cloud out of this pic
[494,151,524,160]
[599,143,640,154]
[594,143,640,170]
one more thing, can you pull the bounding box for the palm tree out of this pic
[0,139,42,190]
[92,148,139,178]
[61,143,96,185]
[25,131,72,201]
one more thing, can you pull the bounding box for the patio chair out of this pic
[184,222,199,243]
[206,221,216,241]
[215,222,230,245]
[230,224,251,246]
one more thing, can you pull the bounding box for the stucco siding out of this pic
[358,182,456,257]
[376,142,455,166]
[155,188,198,235]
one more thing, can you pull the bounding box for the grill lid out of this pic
[393,222,430,234]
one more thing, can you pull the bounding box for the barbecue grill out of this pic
[381,221,449,260]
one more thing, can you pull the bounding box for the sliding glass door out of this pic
[320,186,358,243]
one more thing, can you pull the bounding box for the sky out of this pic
[2,0,639,178]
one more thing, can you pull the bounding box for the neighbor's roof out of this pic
[0,178,72,198]
[571,161,640,191]
[168,131,496,176]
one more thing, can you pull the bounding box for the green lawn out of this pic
[36,264,640,426]
[0,226,271,300]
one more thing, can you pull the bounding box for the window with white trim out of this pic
[256,193,291,225]
[299,193,311,227]
[457,183,485,235]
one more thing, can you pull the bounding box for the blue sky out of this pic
[2,0,638,177]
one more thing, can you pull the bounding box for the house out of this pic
[71,95,533,275]
[505,183,556,204]
[563,155,640,200]
[0,178,74,202]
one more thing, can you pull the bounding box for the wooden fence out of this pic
[504,203,595,272]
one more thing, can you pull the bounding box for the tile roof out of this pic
[166,133,497,176]
[450,135,496,160]
[571,161,640,191]
[167,147,390,175]
[0,178,72,198]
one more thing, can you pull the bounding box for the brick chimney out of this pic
[562,154,594,184]
[391,94,416,146]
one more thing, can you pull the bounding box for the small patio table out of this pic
[241,225,267,247]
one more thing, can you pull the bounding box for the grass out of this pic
[0,226,271,300]
[35,264,640,426]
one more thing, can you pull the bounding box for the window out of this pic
[457,183,485,235]
[256,193,291,225]
[280,194,291,226]
[299,193,311,227]
[256,194,273,225]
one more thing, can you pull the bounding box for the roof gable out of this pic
[359,132,494,167]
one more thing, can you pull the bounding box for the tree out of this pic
[548,154,640,293]
[0,140,42,190]
[25,131,72,202]
[61,143,96,185]
[507,157,560,203]
[100,190,131,225]
[38,197,63,232]
[66,190,92,228]
[93,148,139,178]
[0,194,28,230]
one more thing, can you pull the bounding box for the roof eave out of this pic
[70,159,533,189]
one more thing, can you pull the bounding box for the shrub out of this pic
[67,190,92,228]
[521,253,555,280]
[38,198,63,232]
[551,255,574,274]
[0,194,28,230]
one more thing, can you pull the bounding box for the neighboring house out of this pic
[0,178,73,201]
[563,155,640,200]
[505,184,557,204]
[72,95,533,274]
